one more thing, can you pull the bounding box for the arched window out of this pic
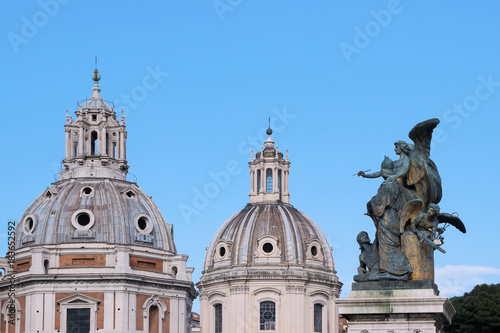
[278,170,282,193]
[149,305,160,333]
[257,170,261,192]
[314,303,323,333]
[90,131,98,155]
[260,301,276,330]
[214,304,222,333]
[44,259,49,274]
[266,169,273,193]
[105,132,109,155]
[171,266,178,279]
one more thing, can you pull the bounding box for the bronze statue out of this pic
[354,231,380,282]
[355,119,465,282]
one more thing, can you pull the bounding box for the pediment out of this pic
[57,293,101,305]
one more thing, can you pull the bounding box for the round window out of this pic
[262,242,274,254]
[219,246,226,258]
[71,209,95,231]
[134,214,153,234]
[23,214,36,234]
[311,245,318,257]
[137,217,147,231]
[77,213,90,226]
[82,187,93,195]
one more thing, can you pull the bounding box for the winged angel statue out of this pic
[354,119,466,282]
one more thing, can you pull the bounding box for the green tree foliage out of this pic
[445,283,500,333]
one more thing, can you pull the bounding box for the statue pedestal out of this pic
[335,281,455,333]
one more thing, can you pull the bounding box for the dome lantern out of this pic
[248,125,290,203]
[60,61,128,181]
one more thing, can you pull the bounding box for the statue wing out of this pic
[400,199,424,233]
[406,119,443,203]
[436,213,466,233]
[408,118,440,161]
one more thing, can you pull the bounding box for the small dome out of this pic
[15,178,176,252]
[203,202,335,273]
[77,97,113,112]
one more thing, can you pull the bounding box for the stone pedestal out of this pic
[335,281,455,333]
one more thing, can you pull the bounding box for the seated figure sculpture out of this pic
[354,231,380,282]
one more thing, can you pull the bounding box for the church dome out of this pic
[15,178,176,252]
[197,128,341,333]
[201,128,337,276]
[14,66,175,252]
[203,202,335,272]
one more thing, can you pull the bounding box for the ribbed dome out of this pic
[77,96,113,112]
[15,178,176,252]
[203,202,335,273]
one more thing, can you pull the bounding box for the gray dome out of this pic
[77,96,113,112]
[15,178,176,252]
[203,202,336,273]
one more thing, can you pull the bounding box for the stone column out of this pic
[170,297,179,333]
[114,290,129,330]
[128,292,136,331]
[65,128,71,159]
[44,293,55,332]
[261,168,266,193]
[100,126,107,156]
[104,292,114,331]
[119,130,124,160]
[273,167,278,194]
[123,131,127,160]
[250,170,255,194]
[78,126,84,156]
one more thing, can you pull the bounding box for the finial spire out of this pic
[266,117,273,136]
[91,56,101,98]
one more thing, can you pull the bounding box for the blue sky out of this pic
[2,1,500,312]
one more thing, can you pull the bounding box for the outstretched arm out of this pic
[358,170,382,178]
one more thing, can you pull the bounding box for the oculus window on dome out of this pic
[305,239,324,261]
[81,186,93,196]
[134,214,153,234]
[262,242,274,254]
[134,214,154,244]
[71,209,96,239]
[255,235,281,263]
[71,209,95,231]
[23,214,36,234]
